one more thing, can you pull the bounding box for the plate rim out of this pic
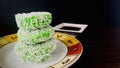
[0,32,83,68]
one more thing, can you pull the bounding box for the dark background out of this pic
[1,0,119,36]
[0,0,120,68]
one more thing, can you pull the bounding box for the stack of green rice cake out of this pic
[15,12,57,63]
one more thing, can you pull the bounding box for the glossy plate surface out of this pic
[0,32,83,68]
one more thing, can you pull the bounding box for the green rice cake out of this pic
[17,25,54,44]
[15,39,57,63]
[15,12,52,29]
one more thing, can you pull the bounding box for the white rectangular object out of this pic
[54,23,88,33]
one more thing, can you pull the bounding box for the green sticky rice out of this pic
[17,25,54,44]
[15,12,52,29]
[15,39,57,63]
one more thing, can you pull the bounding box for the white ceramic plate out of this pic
[0,32,83,68]
[0,40,68,68]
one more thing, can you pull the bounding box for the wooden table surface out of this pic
[69,26,120,68]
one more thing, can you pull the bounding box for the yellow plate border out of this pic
[0,32,83,68]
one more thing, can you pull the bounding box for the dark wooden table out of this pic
[70,26,120,68]
[0,26,120,68]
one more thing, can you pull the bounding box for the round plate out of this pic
[0,32,83,68]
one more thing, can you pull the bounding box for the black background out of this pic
[0,0,115,36]
[0,0,120,68]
